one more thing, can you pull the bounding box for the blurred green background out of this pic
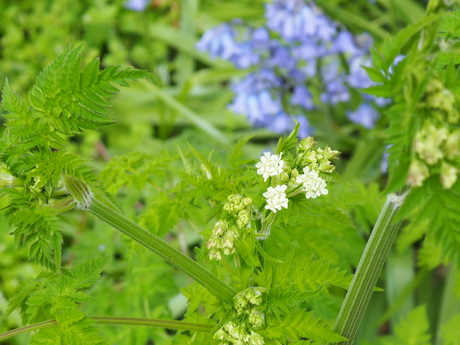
[2,1,458,345]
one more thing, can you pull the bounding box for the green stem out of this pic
[0,317,213,342]
[332,192,407,345]
[435,264,460,345]
[88,198,236,301]
[62,174,236,301]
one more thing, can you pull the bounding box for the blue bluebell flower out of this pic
[265,0,318,41]
[197,0,389,136]
[228,70,282,125]
[268,41,298,70]
[321,79,350,104]
[346,103,379,128]
[291,85,314,110]
[196,23,242,61]
[347,56,374,89]
[332,31,360,55]
[124,0,149,11]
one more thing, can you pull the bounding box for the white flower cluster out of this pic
[207,221,239,260]
[214,287,267,345]
[256,152,285,181]
[295,166,328,199]
[263,185,288,213]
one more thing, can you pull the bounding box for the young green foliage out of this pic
[0,44,157,270]
[6,257,110,345]
[364,9,460,266]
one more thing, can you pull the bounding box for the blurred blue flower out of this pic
[332,31,360,55]
[347,103,379,128]
[228,70,282,125]
[265,0,318,41]
[124,0,149,11]
[291,85,314,110]
[293,40,327,60]
[267,111,295,133]
[321,79,350,104]
[314,16,337,41]
[268,41,298,70]
[197,0,388,136]
[347,56,374,89]
[196,23,242,61]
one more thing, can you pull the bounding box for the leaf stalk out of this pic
[0,317,213,342]
[332,191,407,345]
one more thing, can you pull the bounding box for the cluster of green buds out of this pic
[286,138,339,200]
[207,195,253,260]
[207,220,238,260]
[213,287,266,345]
[426,79,459,123]
[296,137,340,174]
[408,79,460,189]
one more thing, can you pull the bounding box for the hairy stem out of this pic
[0,317,213,342]
[332,192,407,345]
[88,198,236,301]
[62,174,236,301]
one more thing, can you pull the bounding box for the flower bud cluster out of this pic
[426,79,459,123]
[290,137,339,199]
[409,120,460,189]
[407,78,460,189]
[299,138,339,174]
[213,287,267,345]
[207,220,239,260]
[207,195,254,260]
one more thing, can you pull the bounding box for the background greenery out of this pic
[1,0,459,344]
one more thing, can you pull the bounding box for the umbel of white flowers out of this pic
[256,139,337,213]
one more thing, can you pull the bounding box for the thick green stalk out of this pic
[0,317,213,342]
[63,175,236,301]
[332,192,407,345]
[88,197,235,301]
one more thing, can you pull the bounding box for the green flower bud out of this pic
[243,197,253,206]
[213,220,228,236]
[299,137,316,151]
[302,151,318,166]
[249,331,265,345]
[323,146,340,160]
[228,324,247,340]
[278,171,289,182]
[244,287,266,305]
[426,78,444,94]
[445,130,460,160]
[236,210,251,229]
[234,293,249,314]
[290,168,299,178]
[317,161,335,173]
[440,161,458,189]
[428,89,455,114]
[208,249,222,261]
[415,124,448,165]
[249,308,265,329]
[407,160,430,187]
[214,327,227,340]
